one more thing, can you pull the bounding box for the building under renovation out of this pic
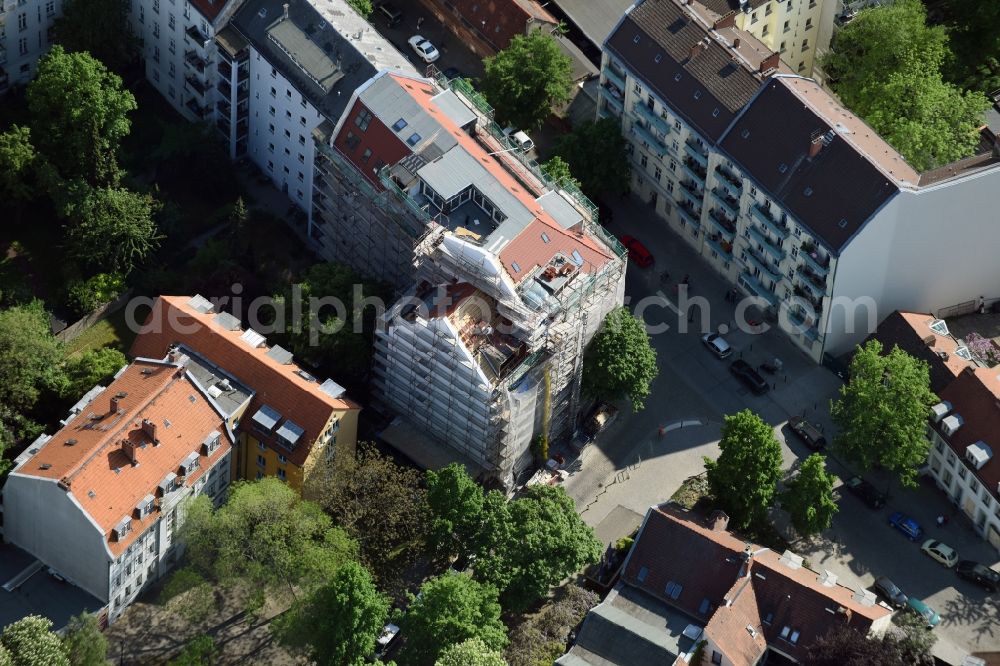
[314,71,627,489]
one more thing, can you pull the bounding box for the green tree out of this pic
[539,156,580,190]
[553,119,630,196]
[303,442,429,593]
[66,272,126,317]
[437,638,507,666]
[0,126,36,201]
[51,0,137,72]
[704,410,783,530]
[831,340,937,489]
[346,0,373,17]
[892,611,936,661]
[275,561,389,666]
[181,478,357,611]
[61,347,127,400]
[504,585,597,666]
[65,187,162,275]
[399,573,507,665]
[782,453,838,537]
[426,463,485,559]
[804,619,933,666]
[166,635,216,666]
[27,46,136,186]
[820,0,988,170]
[482,31,573,129]
[473,485,601,613]
[0,302,66,412]
[62,613,108,666]
[939,0,1000,92]
[581,306,658,410]
[0,615,69,666]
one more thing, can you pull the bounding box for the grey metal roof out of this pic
[431,89,478,129]
[361,74,458,155]
[181,349,254,418]
[231,0,417,123]
[276,419,305,445]
[252,404,282,430]
[550,0,635,48]
[536,190,583,229]
[0,544,104,631]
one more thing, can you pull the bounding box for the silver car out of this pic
[701,332,732,359]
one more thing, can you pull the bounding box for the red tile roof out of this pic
[129,296,359,467]
[937,366,1000,498]
[18,359,231,556]
[189,0,226,22]
[866,311,972,393]
[624,505,892,664]
[446,0,557,51]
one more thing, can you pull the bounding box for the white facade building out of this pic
[0,0,61,92]
[1,356,241,623]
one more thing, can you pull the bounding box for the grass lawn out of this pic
[64,307,144,357]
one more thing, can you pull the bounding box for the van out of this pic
[788,416,826,450]
[502,126,535,152]
[376,3,403,27]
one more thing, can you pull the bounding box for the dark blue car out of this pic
[888,512,924,541]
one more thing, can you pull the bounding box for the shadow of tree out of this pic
[939,587,1000,641]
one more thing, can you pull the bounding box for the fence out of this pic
[55,289,134,343]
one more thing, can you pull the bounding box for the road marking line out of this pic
[656,290,681,315]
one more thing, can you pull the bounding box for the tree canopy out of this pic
[345,0,373,17]
[0,615,69,666]
[62,613,108,666]
[304,442,429,592]
[937,0,1000,93]
[181,478,357,610]
[472,485,601,613]
[65,187,162,275]
[0,126,36,201]
[553,119,630,196]
[51,0,137,72]
[539,156,580,191]
[782,453,838,537]
[704,409,784,530]
[821,0,987,170]
[399,573,507,665]
[275,561,389,666]
[27,46,136,186]
[582,306,658,410]
[831,339,936,488]
[482,31,573,130]
[0,302,66,412]
[803,620,933,666]
[504,585,597,666]
[426,463,486,559]
[60,348,127,401]
[437,638,508,666]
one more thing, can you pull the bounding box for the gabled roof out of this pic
[864,311,972,394]
[938,366,1000,501]
[444,0,558,51]
[129,296,359,467]
[14,360,231,556]
[605,0,768,141]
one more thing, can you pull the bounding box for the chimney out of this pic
[759,52,780,74]
[739,543,755,577]
[809,135,824,158]
[142,418,159,445]
[122,440,138,466]
[282,2,289,20]
[707,510,730,532]
[733,37,741,49]
[689,42,705,61]
[110,395,122,414]
[714,11,737,29]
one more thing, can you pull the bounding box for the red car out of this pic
[619,235,654,267]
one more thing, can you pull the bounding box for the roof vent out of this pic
[319,378,347,399]
[852,587,877,606]
[213,311,242,331]
[778,550,803,570]
[187,295,215,314]
[39,463,52,470]
[817,570,838,587]
[966,441,993,470]
[930,401,952,423]
[266,345,294,365]
[240,328,267,348]
[65,438,78,446]
[941,413,964,437]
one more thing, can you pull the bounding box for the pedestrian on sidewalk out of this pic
[416,17,424,29]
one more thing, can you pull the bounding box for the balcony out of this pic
[602,65,626,93]
[739,272,778,306]
[684,140,709,168]
[216,116,230,136]
[216,79,231,97]
[216,98,231,116]
[744,246,782,281]
[678,180,703,206]
[710,187,739,217]
[217,59,232,79]
[750,203,789,239]
[706,234,733,260]
[681,156,706,185]
[707,208,736,238]
[787,308,821,340]
[797,266,828,296]
[747,224,786,261]
[185,98,207,119]
[184,50,206,73]
[185,75,207,97]
[631,122,667,158]
[676,200,701,227]
[715,165,742,191]
[793,283,823,309]
[185,24,210,48]
[0,47,6,66]
[633,102,671,136]
[799,242,831,275]
[601,89,624,116]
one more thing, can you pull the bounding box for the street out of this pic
[562,193,1000,661]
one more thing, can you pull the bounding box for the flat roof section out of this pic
[0,544,104,631]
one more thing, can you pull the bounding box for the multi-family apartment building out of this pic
[560,504,892,665]
[2,355,236,623]
[601,0,1000,363]
[129,294,360,492]
[310,70,625,489]
[0,0,62,92]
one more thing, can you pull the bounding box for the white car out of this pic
[502,126,535,152]
[921,539,959,568]
[407,35,440,63]
[701,332,733,359]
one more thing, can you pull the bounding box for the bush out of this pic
[614,536,633,553]
[66,272,124,317]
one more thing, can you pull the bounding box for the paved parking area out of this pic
[561,193,1000,661]
[367,3,485,81]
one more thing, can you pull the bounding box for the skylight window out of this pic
[571,250,584,266]
[541,232,550,243]
[803,187,813,196]
[674,72,682,82]
[929,319,949,336]
[712,108,720,117]
[779,163,788,173]
[633,34,641,44]
[637,566,649,582]
[407,133,421,146]
[392,118,407,131]
[654,54,662,63]
[693,90,702,99]
[511,261,521,273]
[837,218,848,228]
[741,129,750,139]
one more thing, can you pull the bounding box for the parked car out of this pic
[844,476,886,509]
[619,235,654,267]
[906,597,941,629]
[407,35,440,63]
[955,560,1000,592]
[888,512,924,542]
[502,126,535,152]
[873,575,908,608]
[701,332,733,359]
[787,416,826,450]
[375,3,403,27]
[921,539,959,568]
[375,623,401,659]
[442,66,464,80]
[729,359,769,395]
